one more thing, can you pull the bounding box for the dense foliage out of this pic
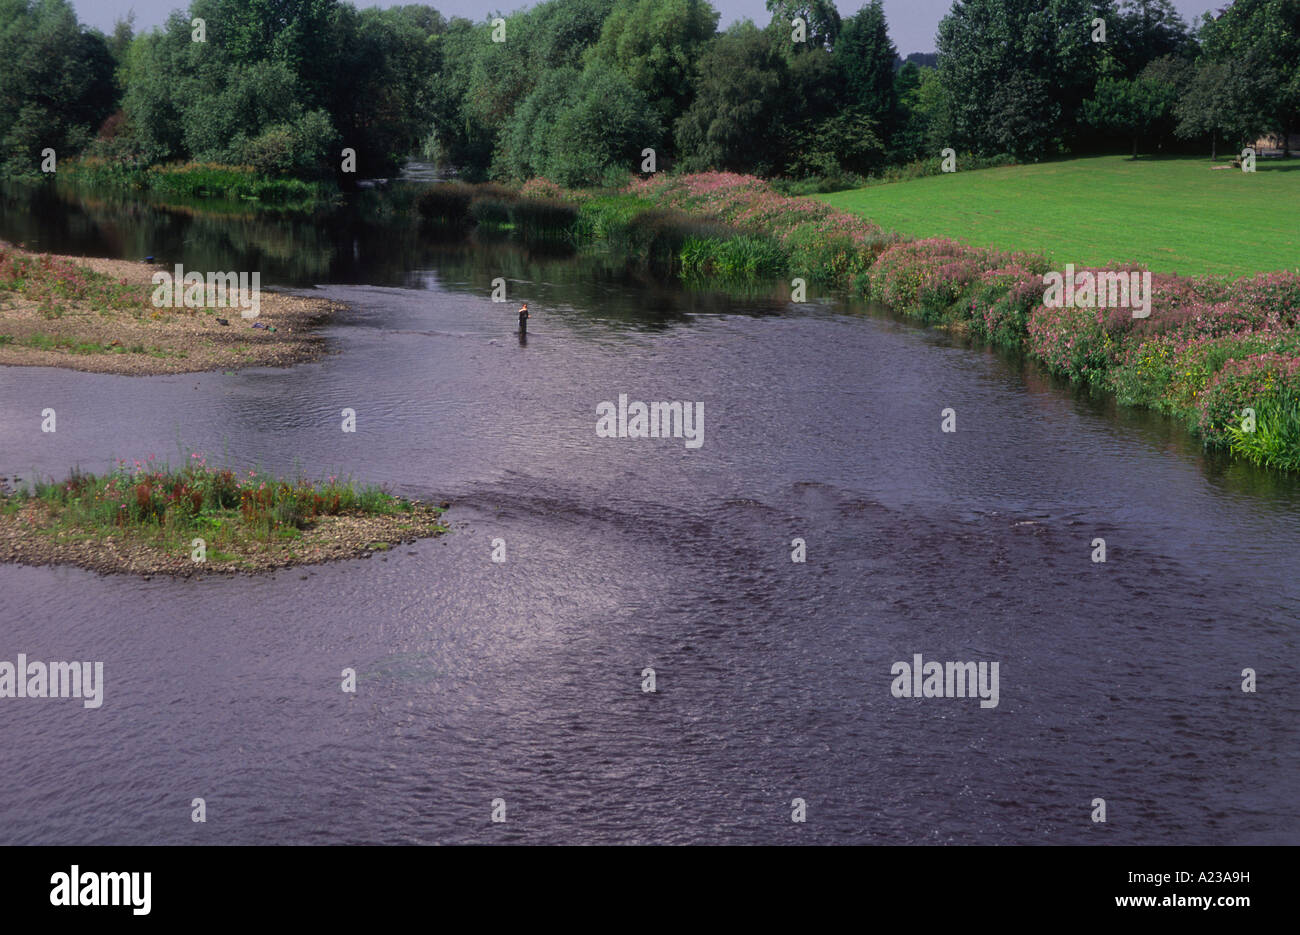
[0,0,1296,184]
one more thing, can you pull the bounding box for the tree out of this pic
[545,61,661,186]
[675,20,788,174]
[1198,0,1300,155]
[437,0,615,180]
[426,17,495,177]
[116,0,445,179]
[107,12,134,75]
[892,62,925,160]
[1082,74,1179,157]
[785,108,885,177]
[189,0,337,107]
[834,0,897,139]
[764,0,841,50]
[529,0,615,69]
[498,65,581,179]
[1136,53,1191,148]
[182,60,307,163]
[327,5,445,178]
[1175,57,1275,159]
[892,65,953,162]
[937,0,1104,159]
[587,0,718,134]
[0,0,116,176]
[118,11,202,164]
[1111,0,1192,78]
[776,36,859,175]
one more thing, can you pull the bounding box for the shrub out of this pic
[508,198,578,240]
[626,210,719,266]
[1228,391,1300,471]
[968,265,1045,345]
[415,183,475,225]
[470,195,513,227]
[772,171,867,196]
[240,125,297,178]
[572,195,656,246]
[1229,272,1300,329]
[1106,332,1180,409]
[247,176,314,204]
[863,152,1016,187]
[519,177,587,203]
[147,162,258,199]
[18,454,409,538]
[1026,302,1113,383]
[680,234,787,277]
[1197,353,1300,446]
[786,227,890,285]
[868,239,981,311]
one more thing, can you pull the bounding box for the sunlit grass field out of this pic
[817,155,1300,278]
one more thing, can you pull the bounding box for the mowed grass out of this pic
[817,155,1300,278]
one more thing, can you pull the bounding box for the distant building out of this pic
[1251,133,1300,154]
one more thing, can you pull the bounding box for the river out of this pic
[0,180,1296,844]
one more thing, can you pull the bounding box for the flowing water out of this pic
[0,182,1296,845]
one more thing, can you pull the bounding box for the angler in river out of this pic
[517,302,529,335]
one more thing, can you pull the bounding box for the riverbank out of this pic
[414,172,1300,472]
[58,159,337,208]
[0,242,339,374]
[0,458,449,575]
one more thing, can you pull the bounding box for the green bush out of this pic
[415,183,476,225]
[55,157,149,190]
[621,210,737,268]
[572,195,656,246]
[771,154,1015,195]
[470,195,514,227]
[1228,392,1300,471]
[680,234,787,277]
[247,177,316,204]
[773,172,868,196]
[236,111,337,182]
[786,227,894,286]
[241,126,297,178]
[508,198,579,240]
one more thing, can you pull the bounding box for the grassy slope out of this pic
[817,155,1300,278]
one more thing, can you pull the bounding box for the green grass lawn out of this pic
[817,154,1300,278]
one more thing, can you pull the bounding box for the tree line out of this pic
[1,0,1296,186]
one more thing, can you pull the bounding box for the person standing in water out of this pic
[517,302,529,335]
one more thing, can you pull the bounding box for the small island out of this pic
[0,241,338,375]
[0,455,448,575]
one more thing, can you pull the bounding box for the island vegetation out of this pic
[0,454,449,575]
